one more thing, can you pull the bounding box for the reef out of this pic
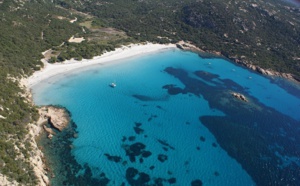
[163,66,300,185]
[133,122,145,134]
[191,179,203,186]
[39,120,111,185]
[104,153,122,163]
[158,154,168,163]
[122,142,153,163]
[126,167,150,185]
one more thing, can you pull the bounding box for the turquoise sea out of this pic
[32,49,300,185]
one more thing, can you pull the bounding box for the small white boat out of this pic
[109,82,116,88]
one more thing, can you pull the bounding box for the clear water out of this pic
[32,49,300,185]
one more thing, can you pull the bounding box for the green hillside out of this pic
[0,0,299,184]
[63,0,300,77]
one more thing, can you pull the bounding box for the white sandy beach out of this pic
[26,43,176,89]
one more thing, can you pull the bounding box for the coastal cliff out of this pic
[26,106,70,186]
[27,123,50,186]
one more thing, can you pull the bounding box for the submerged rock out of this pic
[168,177,177,184]
[43,125,56,135]
[191,179,203,186]
[133,126,144,134]
[128,136,136,141]
[126,167,150,186]
[123,142,152,163]
[158,154,168,162]
[104,153,122,163]
[129,142,146,155]
[142,151,152,158]
[212,142,218,147]
[200,136,206,142]
[157,139,175,150]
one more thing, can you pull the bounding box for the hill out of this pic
[61,0,300,78]
[0,0,299,184]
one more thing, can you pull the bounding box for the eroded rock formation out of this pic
[39,106,69,131]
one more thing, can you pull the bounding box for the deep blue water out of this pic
[33,49,300,185]
[283,0,300,6]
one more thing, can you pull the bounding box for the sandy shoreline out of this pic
[26,43,176,89]
[21,42,176,185]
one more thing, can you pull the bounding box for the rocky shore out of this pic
[0,173,20,186]
[15,43,176,186]
[38,106,70,138]
[176,41,300,83]
[17,75,71,186]
[17,83,70,185]
[229,57,298,83]
[27,123,50,186]
[25,106,70,186]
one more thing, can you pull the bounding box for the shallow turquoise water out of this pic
[33,49,300,185]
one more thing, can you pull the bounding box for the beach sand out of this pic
[26,43,176,89]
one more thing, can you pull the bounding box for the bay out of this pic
[33,49,300,185]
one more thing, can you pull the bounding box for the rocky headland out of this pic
[176,41,300,83]
[38,106,70,131]
[17,85,71,186]
[228,56,299,82]
[26,106,70,186]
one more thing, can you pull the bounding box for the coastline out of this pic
[176,41,300,83]
[25,43,176,89]
[20,41,300,185]
[22,42,176,185]
[21,41,299,185]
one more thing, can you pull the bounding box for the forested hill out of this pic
[0,0,299,184]
[57,0,300,78]
[0,0,124,184]
[0,0,81,184]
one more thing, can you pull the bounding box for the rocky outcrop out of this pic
[43,125,56,139]
[176,41,205,53]
[177,41,300,83]
[0,174,20,186]
[23,106,70,185]
[39,106,69,131]
[232,92,248,102]
[229,56,299,83]
[27,123,50,186]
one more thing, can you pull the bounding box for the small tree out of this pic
[48,57,57,63]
